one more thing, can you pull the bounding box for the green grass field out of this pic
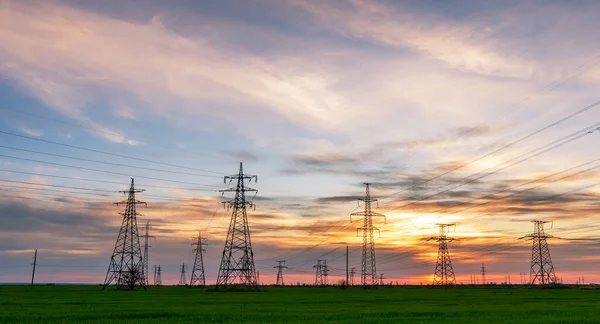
[0,285,599,323]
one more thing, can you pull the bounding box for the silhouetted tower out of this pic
[155,265,162,286]
[350,183,385,287]
[190,231,207,287]
[103,178,146,290]
[153,265,157,286]
[178,263,187,286]
[379,273,384,285]
[520,220,557,285]
[350,267,356,286]
[429,223,456,286]
[141,221,155,287]
[314,260,328,286]
[216,163,258,287]
[30,249,37,288]
[274,260,287,286]
[481,263,486,285]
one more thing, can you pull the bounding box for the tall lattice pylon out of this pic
[178,263,187,286]
[314,260,328,286]
[103,178,147,290]
[216,162,258,287]
[429,223,456,286]
[190,231,207,287]
[274,260,287,286]
[350,183,385,287]
[141,221,155,287]
[520,220,558,285]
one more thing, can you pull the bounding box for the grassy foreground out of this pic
[0,285,599,323]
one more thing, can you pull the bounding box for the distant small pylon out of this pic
[155,265,162,286]
[481,263,486,285]
[141,221,155,287]
[190,231,207,287]
[314,260,328,286]
[178,263,187,286]
[274,260,288,286]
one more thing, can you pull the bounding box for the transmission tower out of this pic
[178,263,187,286]
[141,221,155,287]
[274,260,287,286]
[314,260,328,286]
[481,263,486,285]
[103,178,147,290]
[350,183,385,287]
[155,265,162,286]
[520,220,558,285]
[153,265,157,286]
[190,231,207,287]
[349,267,356,286]
[216,162,259,287]
[429,223,456,286]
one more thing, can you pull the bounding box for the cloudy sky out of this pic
[1,0,600,285]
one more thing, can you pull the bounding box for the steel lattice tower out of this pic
[520,220,558,285]
[350,183,385,287]
[155,265,162,286]
[429,223,456,286]
[349,267,356,286]
[314,260,328,286]
[141,221,155,287]
[216,162,258,287]
[274,260,287,286]
[103,178,147,290]
[481,263,486,285]
[190,231,207,287]
[178,263,187,286]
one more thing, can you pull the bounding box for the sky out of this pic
[1,0,600,285]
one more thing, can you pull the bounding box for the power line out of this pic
[0,130,226,175]
[0,168,218,191]
[0,153,223,187]
[417,156,600,222]
[0,178,210,201]
[383,122,599,215]
[0,144,221,178]
[377,99,600,202]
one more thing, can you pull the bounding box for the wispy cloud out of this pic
[20,126,43,137]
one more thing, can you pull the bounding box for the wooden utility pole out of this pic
[30,249,37,288]
[345,245,349,286]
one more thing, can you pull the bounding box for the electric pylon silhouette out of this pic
[141,221,155,287]
[216,162,258,287]
[155,265,162,286]
[103,178,147,290]
[178,263,187,286]
[274,260,287,286]
[429,223,456,286]
[190,231,207,287]
[350,183,385,288]
[519,220,558,285]
[350,267,356,286]
[314,260,328,286]
[481,263,486,285]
